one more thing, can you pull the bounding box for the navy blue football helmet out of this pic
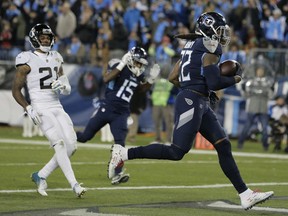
[195,12,230,46]
[29,23,55,52]
[127,47,148,76]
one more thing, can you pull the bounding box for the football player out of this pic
[108,12,274,210]
[12,23,86,197]
[76,47,160,184]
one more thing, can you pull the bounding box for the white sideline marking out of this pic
[1,138,288,159]
[0,182,288,194]
[208,201,288,213]
[60,209,129,216]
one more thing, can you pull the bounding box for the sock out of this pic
[38,156,58,179]
[214,139,248,194]
[239,188,253,198]
[54,141,77,188]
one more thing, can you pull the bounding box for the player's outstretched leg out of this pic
[108,144,128,179]
[239,189,274,210]
[31,171,48,196]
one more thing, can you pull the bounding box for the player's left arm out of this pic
[203,53,240,90]
[52,64,71,95]
[168,59,181,87]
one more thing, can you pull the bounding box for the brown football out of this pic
[219,60,239,77]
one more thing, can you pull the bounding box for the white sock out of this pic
[38,156,58,179]
[239,188,253,198]
[54,141,77,188]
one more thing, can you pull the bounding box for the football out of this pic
[219,60,239,77]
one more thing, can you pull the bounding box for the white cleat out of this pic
[240,190,274,210]
[31,172,48,196]
[108,144,126,179]
[111,171,130,185]
[73,183,87,198]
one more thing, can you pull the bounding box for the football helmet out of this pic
[195,12,230,46]
[29,23,55,52]
[127,47,148,76]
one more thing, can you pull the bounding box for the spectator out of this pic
[238,66,274,151]
[150,72,174,144]
[123,0,141,34]
[90,28,110,67]
[0,20,13,49]
[221,42,246,65]
[127,88,148,143]
[56,2,77,48]
[75,0,97,46]
[108,17,129,59]
[261,8,286,47]
[269,95,288,152]
[65,34,86,64]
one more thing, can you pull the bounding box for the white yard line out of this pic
[1,138,288,159]
[0,182,288,194]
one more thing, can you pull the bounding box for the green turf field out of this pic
[0,126,287,216]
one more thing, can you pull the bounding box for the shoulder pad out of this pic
[50,51,64,63]
[15,51,32,66]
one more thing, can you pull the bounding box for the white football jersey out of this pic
[15,50,64,105]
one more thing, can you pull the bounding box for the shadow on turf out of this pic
[1,198,288,216]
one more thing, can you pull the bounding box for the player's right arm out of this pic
[203,53,241,90]
[103,66,122,83]
[12,64,30,109]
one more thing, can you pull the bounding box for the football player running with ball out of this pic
[76,47,160,185]
[108,12,274,210]
[12,24,86,197]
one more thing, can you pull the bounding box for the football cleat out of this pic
[31,172,48,196]
[108,144,126,179]
[73,183,87,198]
[111,171,130,185]
[240,190,274,210]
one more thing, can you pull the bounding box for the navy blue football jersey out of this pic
[179,38,222,95]
[105,60,145,111]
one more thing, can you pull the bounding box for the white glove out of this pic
[51,79,64,93]
[147,64,160,84]
[26,105,41,125]
[116,52,132,71]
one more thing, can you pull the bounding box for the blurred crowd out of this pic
[0,0,288,66]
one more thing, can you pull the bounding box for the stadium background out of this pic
[1,0,288,138]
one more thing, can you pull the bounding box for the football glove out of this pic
[147,64,160,84]
[52,75,71,95]
[26,105,41,125]
[51,79,64,93]
[116,52,131,71]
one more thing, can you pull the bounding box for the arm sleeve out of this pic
[58,75,71,95]
[203,64,236,91]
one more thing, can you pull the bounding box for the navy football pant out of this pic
[77,103,129,145]
[128,90,247,193]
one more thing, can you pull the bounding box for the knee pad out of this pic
[67,141,77,157]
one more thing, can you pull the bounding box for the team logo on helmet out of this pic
[203,15,215,27]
